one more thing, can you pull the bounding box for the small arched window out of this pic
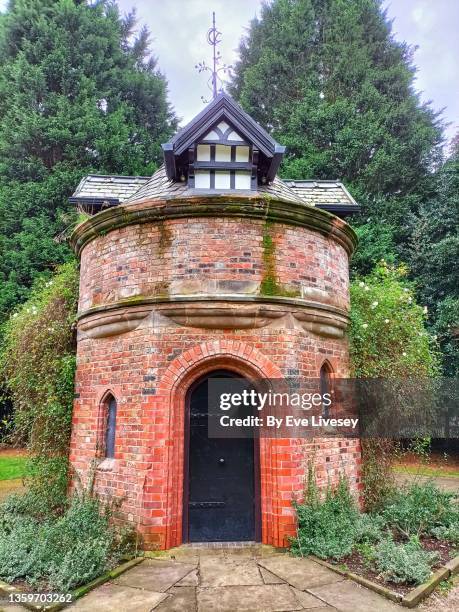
[105,395,117,458]
[320,361,333,417]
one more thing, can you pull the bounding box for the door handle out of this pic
[218,457,225,464]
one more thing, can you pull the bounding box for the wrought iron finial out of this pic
[195,12,231,103]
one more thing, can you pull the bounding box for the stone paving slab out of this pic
[68,546,408,611]
[114,559,197,592]
[197,584,302,611]
[309,579,403,611]
[292,587,333,608]
[155,586,197,611]
[69,582,167,611]
[176,567,199,586]
[258,556,344,590]
[260,566,286,584]
[199,555,264,587]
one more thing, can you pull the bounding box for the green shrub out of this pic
[0,493,135,590]
[349,263,440,512]
[291,470,360,560]
[381,482,459,537]
[354,541,377,569]
[374,536,438,584]
[354,513,386,545]
[0,261,79,511]
[430,523,459,545]
[350,263,439,378]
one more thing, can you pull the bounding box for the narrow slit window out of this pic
[105,396,117,458]
[320,363,333,418]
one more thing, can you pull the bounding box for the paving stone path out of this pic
[69,545,403,612]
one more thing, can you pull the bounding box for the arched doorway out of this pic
[183,370,260,542]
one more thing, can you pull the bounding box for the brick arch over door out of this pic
[147,339,301,549]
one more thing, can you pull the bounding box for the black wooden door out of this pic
[186,372,256,542]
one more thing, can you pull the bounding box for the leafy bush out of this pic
[354,513,386,545]
[374,536,438,585]
[430,523,459,545]
[382,482,459,537]
[291,469,360,560]
[0,494,135,590]
[350,263,439,378]
[349,263,440,512]
[0,261,79,511]
[292,473,451,585]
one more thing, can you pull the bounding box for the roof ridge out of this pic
[83,174,151,180]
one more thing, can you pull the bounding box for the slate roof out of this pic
[69,175,150,205]
[70,171,358,215]
[123,165,304,204]
[284,180,359,214]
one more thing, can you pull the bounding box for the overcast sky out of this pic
[1,0,458,142]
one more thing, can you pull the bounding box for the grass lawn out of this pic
[393,465,459,478]
[0,454,27,481]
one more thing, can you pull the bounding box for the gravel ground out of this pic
[420,576,459,611]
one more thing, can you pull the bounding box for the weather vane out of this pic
[195,12,231,103]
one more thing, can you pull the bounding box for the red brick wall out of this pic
[78,218,349,312]
[70,213,361,549]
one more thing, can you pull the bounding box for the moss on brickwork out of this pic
[260,222,301,298]
[158,220,172,255]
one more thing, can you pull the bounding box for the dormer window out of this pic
[190,121,255,191]
[161,93,285,191]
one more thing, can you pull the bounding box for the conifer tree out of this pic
[410,141,459,374]
[230,0,444,264]
[0,0,175,320]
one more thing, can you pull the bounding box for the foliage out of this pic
[291,467,360,559]
[359,439,397,513]
[381,483,459,538]
[230,0,457,381]
[354,512,386,545]
[374,536,437,584]
[351,218,397,276]
[0,492,135,590]
[349,262,439,377]
[0,0,175,321]
[230,0,443,259]
[292,473,452,585]
[349,263,440,511]
[0,261,79,510]
[430,523,459,545]
[409,144,459,375]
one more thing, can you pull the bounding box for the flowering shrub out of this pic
[0,261,79,512]
[349,262,439,378]
[349,263,439,510]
